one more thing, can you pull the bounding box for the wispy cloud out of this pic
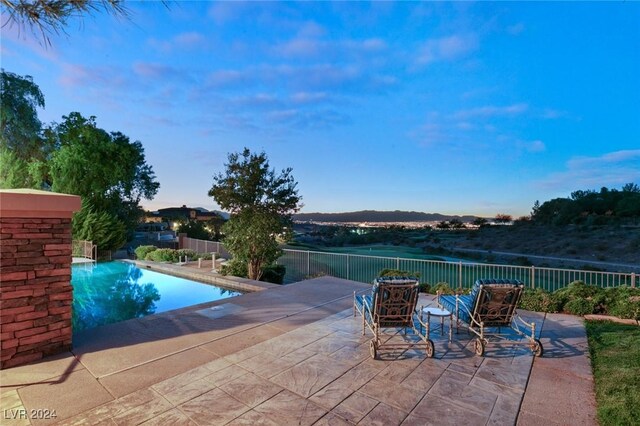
[416,34,478,66]
[536,150,640,191]
[290,92,329,104]
[148,31,207,53]
[540,108,569,119]
[267,108,350,129]
[204,63,395,94]
[132,62,189,81]
[207,1,250,24]
[519,140,546,153]
[271,35,388,59]
[453,103,529,119]
[59,63,126,89]
[506,23,525,35]
[0,24,60,61]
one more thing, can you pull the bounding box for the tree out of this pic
[0,147,43,188]
[436,221,450,230]
[1,0,129,45]
[494,214,513,224]
[448,218,465,229]
[72,202,127,251]
[0,69,47,161]
[205,214,225,241]
[208,148,301,280]
[472,217,488,227]
[48,112,159,247]
[177,220,211,241]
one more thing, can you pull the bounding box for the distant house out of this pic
[145,205,226,228]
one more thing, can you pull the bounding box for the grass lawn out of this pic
[586,320,640,426]
[286,243,471,262]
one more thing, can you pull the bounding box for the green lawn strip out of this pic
[586,320,640,426]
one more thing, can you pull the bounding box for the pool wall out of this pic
[128,260,278,293]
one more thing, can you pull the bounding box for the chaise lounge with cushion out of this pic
[354,277,435,359]
[438,278,543,357]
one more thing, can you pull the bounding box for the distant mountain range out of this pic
[293,210,480,223]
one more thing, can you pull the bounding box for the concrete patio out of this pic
[0,276,597,425]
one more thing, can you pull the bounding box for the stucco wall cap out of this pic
[0,189,81,218]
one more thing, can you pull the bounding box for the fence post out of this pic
[396,257,400,270]
[458,261,462,288]
[632,272,636,288]
[347,254,350,280]
[307,251,310,277]
[531,266,535,289]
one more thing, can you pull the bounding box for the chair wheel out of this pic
[369,340,377,359]
[474,338,485,356]
[531,339,544,357]
[425,339,435,358]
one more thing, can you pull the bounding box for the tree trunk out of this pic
[248,259,262,281]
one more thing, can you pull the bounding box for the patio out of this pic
[0,276,597,425]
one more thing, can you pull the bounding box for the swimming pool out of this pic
[71,261,242,331]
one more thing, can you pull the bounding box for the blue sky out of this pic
[2,2,639,217]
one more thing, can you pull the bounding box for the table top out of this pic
[423,306,451,317]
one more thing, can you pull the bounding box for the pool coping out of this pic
[125,259,279,293]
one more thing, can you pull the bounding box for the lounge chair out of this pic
[354,277,434,359]
[438,279,543,357]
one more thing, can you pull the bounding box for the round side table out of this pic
[423,306,453,342]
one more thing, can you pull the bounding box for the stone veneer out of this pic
[0,189,81,369]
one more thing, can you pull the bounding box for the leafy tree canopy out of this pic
[209,148,301,280]
[72,201,127,251]
[176,220,213,241]
[209,148,301,216]
[532,183,640,225]
[47,112,159,240]
[0,69,160,250]
[48,112,159,207]
[0,69,47,160]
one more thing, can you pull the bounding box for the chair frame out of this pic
[440,280,543,357]
[354,278,434,359]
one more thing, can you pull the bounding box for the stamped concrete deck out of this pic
[0,276,597,425]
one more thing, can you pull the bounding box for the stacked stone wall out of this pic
[0,217,73,369]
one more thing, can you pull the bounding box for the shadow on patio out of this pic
[0,276,597,425]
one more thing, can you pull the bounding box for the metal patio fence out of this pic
[181,237,637,291]
[72,240,97,260]
[181,237,232,260]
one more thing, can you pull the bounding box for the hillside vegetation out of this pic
[294,210,478,223]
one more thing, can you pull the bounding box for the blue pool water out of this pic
[71,261,242,331]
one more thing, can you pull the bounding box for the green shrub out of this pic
[198,252,213,260]
[418,282,431,293]
[564,298,596,316]
[220,259,248,278]
[135,245,157,260]
[432,282,454,295]
[606,287,640,320]
[176,249,197,260]
[219,260,286,284]
[378,268,428,291]
[553,280,607,314]
[378,268,420,278]
[519,288,561,313]
[260,264,286,284]
[145,248,178,262]
[518,282,639,319]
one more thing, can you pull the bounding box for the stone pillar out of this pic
[0,189,81,369]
